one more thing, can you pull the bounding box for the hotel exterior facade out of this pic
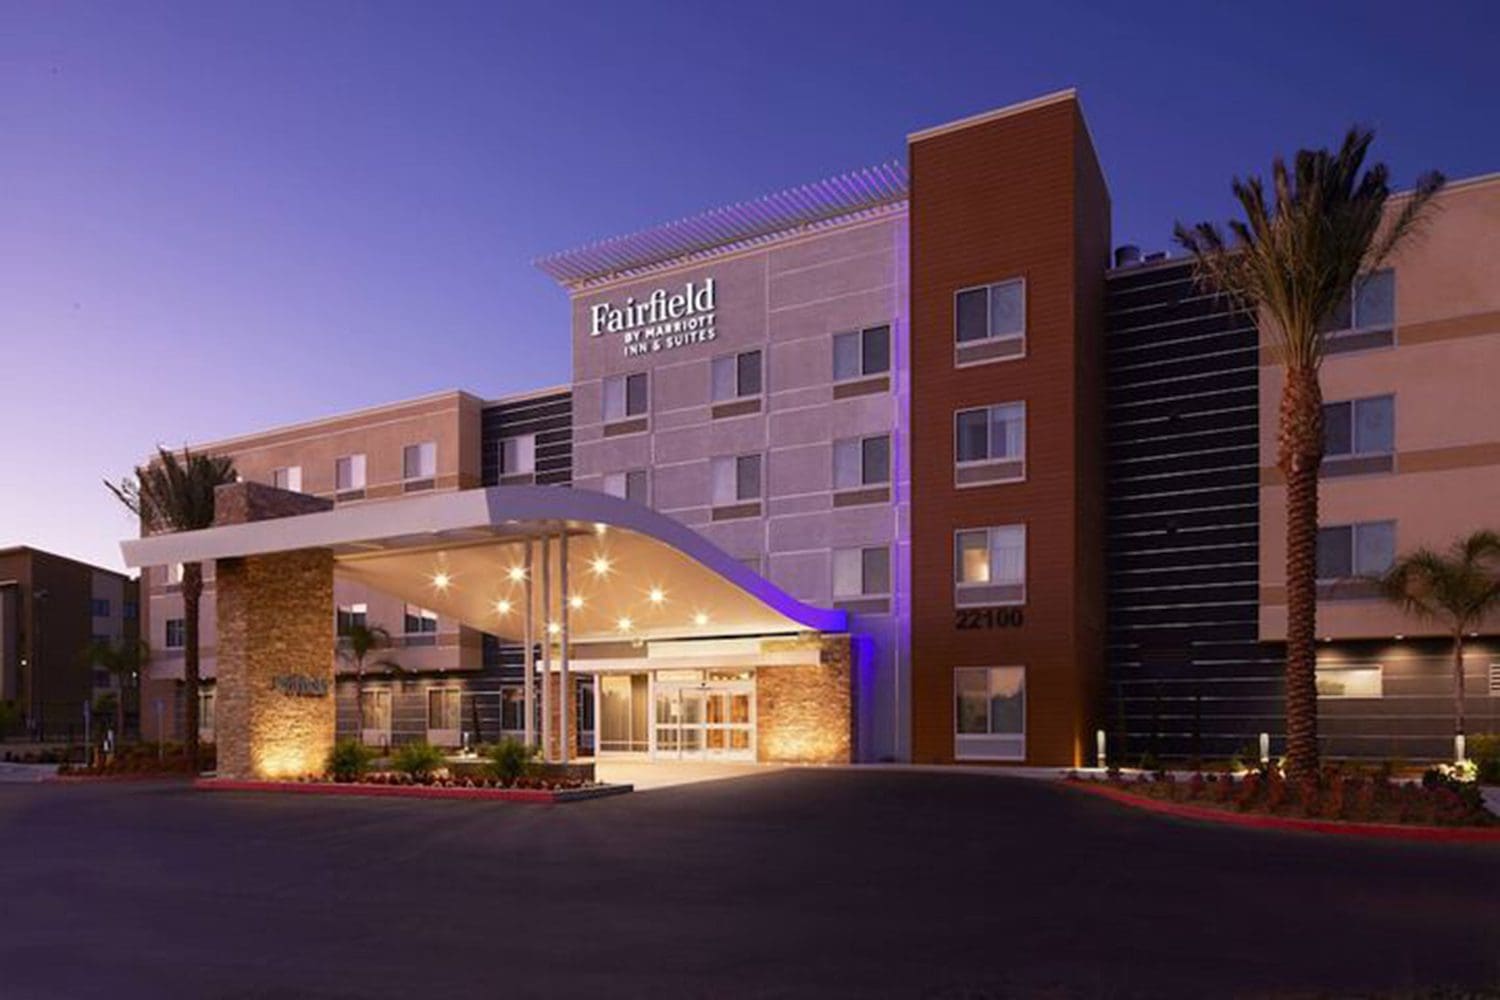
[131,90,1500,774]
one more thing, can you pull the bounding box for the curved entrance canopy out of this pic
[120,485,846,643]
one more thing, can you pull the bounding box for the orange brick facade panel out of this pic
[908,98,1110,766]
[756,635,854,764]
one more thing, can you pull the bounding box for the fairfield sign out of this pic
[589,278,717,358]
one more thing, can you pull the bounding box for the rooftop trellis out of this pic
[535,162,909,289]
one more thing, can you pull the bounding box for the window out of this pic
[955,525,1026,606]
[198,690,215,740]
[166,563,184,585]
[603,372,648,421]
[402,442,436,481]
[271,466,302,492]
[123,601,138,621]
[604,469,648,504]
[711,350,762,402]
[165,618,185,648]
[1324,396,1394,457]
[833,546,891,599]
[90,598,111,617]
[711,454,762,506]
[1315,666,1383,698]
[1317,521,1396,580]
[1320,269,1395,335]
[955,666,1026,760]
[833,435,891,491]
[361,689,391,742]
[403,604,438,635]
[427,688,461,734]
[955,403,1025,484]
[336,602,368,637]
[833,325,891,381]
[956,279,1025,345]
[335,454,367,492]
[500,434,536,478]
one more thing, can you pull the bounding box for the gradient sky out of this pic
[3,0,1497,573]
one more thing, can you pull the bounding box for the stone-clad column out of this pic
[212,483,335,781]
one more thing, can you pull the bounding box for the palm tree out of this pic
[1376,530,1500,757]
[106,447,237,765]
[1175,129,1443,777]
[338,622,401,744]
[81,637,149,745]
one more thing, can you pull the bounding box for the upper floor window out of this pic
[711,350,762,402]
[165,618,185,648]
[833,435,891,491]
[955,402,1026,485]
[337,602,368,637]
[955,279,1025,364]
[402,442,436,481]
[833,325,891,381]
[833,546,891,600]
[500,434,536,479]
[604,469,648,504]
[403,604,438,635]
[1316,521,1396,581]
[603,373,648,422]
[90,598,111,617]
[955,525,1026,607]
[1320,269,1395,336]
[711,454,762,507]
[1324,396,1394,458]
[271,466,302,492]
[335,454,367,492]
[166,563,184,585]
[123,601,138,621]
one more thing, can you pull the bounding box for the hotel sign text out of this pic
[589,278,717,358]
[271,674,330,698]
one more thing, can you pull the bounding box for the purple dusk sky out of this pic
[2,1,1497,573]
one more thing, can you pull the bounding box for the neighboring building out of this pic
[0,547,140,740]
[131,89,1500,767]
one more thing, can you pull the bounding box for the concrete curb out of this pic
[1066,780,1500,843]
[194,778,633,804]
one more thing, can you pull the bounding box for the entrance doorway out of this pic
[594,669,756,761]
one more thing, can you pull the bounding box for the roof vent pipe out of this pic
[1113,244,1141,268]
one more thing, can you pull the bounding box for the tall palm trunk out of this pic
[1451,631,1466,748]
[181,562,203,767]
[1279,367,1323,778]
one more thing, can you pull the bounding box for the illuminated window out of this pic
[954,666,1025,760]
[427,689,461,733]
[198,689,215,740]
[833,325,891,381]
[955,525,1025,606]
[833,435,891,490]
[711,350,762,402]
[1315,666,1383,698]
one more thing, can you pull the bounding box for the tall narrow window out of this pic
[165,618,185,649]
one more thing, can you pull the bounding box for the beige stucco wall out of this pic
[1260,174,1500,640]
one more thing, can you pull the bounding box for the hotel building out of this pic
[128,90,1500,776]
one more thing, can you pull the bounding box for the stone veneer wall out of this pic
[756,634,854,764]
[214,482,336,780]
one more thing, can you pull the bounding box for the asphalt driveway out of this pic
[0,769,1495,999]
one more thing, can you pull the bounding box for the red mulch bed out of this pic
[194,778,631,804]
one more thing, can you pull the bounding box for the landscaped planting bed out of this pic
[195,774,631,804]
[1066,764,1498,839]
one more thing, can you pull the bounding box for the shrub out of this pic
[1469,734,1500,785]
[326,740,377,783]
[486,738,538,786]
[391,741,446,781]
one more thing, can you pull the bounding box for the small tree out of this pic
[337,622,400,744]
[1376,530,1500,756]
[81,637,149,746]
[107,447,237,764]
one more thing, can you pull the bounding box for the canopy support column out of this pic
[559,528,571,765]
[522,537,535,751]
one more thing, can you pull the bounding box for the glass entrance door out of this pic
[653,681,753,760]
